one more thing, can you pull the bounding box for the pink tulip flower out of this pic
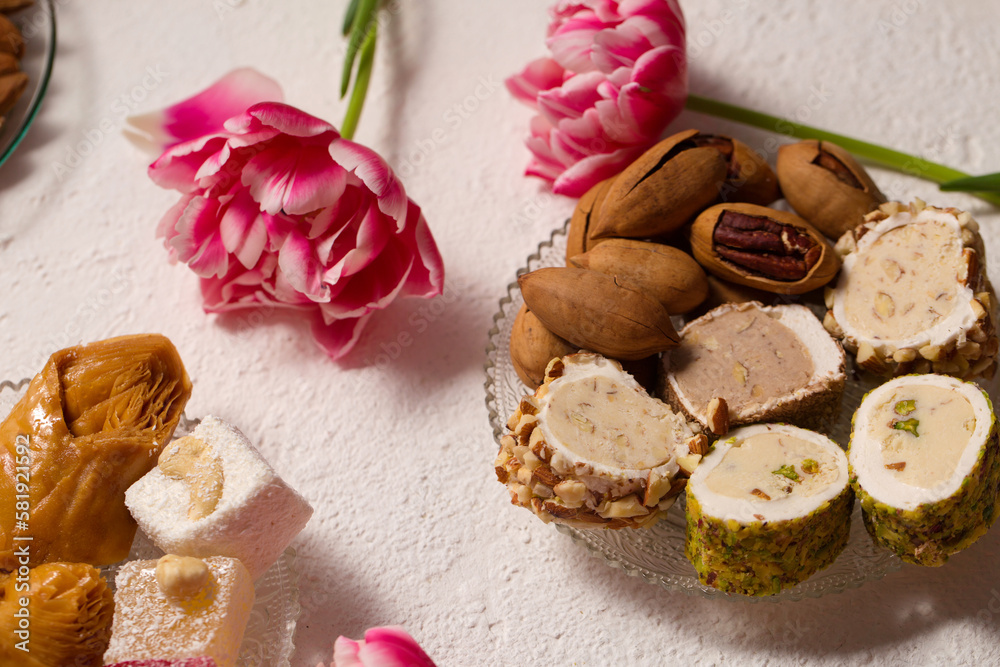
[135,70,444,360]
[507,0,688,197]
[326,626,437,667]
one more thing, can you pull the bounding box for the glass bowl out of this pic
[0,0,56,168]
[483,222,905,601]
[0,377,301,665]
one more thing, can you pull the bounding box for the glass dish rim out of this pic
[0,0,57,168]
[482,220,905,602]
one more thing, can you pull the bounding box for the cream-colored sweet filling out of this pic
[671,308,814,413]
[842,221,962,340]
[705,432,839,502]
[544,374,682,470]
[869,383,975,488]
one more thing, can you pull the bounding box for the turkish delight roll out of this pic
[685,424,853,596]
[495,353,704,529]
[663,301,846,433]
[849,374,1000,566]
[825,200,998,379]
[126,416,314,580]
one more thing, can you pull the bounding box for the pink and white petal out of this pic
[219,190,268,269]
[126,68,284,155]
[591,24,652,72]
[536,71,605,125]
[505,57,567,107]
[594,96,644,145]
[552,144,646,197]
[332,636,362,667]
[168,196,227,275]
[328,139,408,225]
[156,194,196,248]
[242,140,345,215]
[235,102,337,139]
[278,231,328,301]
[310,312,372,361]
[149,134,230,193]
[395,202,445,299]
[323,242,415,319]
[547,16,605,73]
[355,627,437,667]
[321,205,393,284]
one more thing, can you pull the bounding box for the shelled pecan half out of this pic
[689,203,840,295]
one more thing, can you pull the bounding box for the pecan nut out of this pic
[777,140,886,239]
[689,203,840,295]
[593,129,728,240]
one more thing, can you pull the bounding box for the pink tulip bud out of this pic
[327,626,437,667]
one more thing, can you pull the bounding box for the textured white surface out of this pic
[2,1,1000,665]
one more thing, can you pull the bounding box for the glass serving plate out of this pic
[0,0,56,168]
[483,223,905,602]
[0,378,301,666]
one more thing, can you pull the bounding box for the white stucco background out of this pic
[3,1,1000,665]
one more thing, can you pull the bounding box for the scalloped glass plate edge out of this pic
[483,221,903,602]
[0,379,301,665]
[0,0,57,168]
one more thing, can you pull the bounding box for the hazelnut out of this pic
[155,554,211,599]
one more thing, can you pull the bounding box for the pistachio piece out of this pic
[569,238,708,314]
[777,140,886,239]
[689,203,840,295]
[593,129,728,240]
[518,267,680,360]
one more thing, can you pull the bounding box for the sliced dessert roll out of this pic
[662,301,846,433]
[825,200,998,379]
[849,374,1000,566]
[495,353,704,528]
[685,424,853,596]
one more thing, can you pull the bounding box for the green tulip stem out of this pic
[685,94,1000,207]
[340,0,379,99]
[341,21,376,141]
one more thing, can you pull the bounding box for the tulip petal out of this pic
[126,68,284,154]
[509,0,687,196]
[505,58,566,107]
[310,313,372,361]
[219,189,268,268]
[243,139,348,215]
[328,139,408,226]
[234,102,338,138]
[330,626,436,667]
[396,201,445,299]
